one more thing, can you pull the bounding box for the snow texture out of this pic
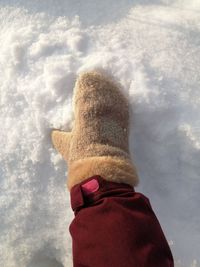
[0,1,200,266]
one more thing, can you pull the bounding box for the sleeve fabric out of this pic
[69,175,174,267]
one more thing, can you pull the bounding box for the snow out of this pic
[0,1,200,266]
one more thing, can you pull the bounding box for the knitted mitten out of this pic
[51,71,139,190]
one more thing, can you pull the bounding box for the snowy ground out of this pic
[0,1,200,266]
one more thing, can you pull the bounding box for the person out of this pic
[51,71,174,267]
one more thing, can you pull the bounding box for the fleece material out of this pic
[52,71,138,190]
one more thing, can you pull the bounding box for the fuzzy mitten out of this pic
[51,71,139,190]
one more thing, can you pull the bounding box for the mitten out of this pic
[51,71,139,190]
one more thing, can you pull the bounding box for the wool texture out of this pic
[51,71,139,190]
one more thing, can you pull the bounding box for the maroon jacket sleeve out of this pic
[69,175,174,267]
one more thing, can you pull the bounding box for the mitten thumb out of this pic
[51,130,72,161]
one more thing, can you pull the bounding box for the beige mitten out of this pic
[51,71,139,190]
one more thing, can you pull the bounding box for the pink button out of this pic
[81,179,99,196]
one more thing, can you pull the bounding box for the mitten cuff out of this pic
[67,156,139,191]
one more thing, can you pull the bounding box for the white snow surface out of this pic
[0,1,200,267]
